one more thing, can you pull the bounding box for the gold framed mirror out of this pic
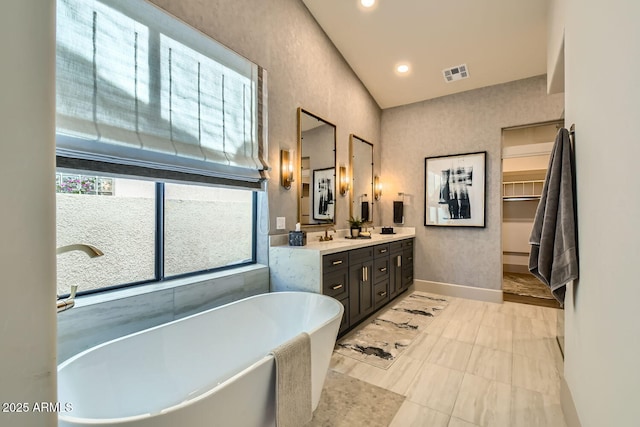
[349,134,374,222]
[297,108,337,228]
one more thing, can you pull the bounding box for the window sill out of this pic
[74,263,268,309]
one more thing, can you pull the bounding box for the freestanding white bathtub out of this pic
[58,291,343,427]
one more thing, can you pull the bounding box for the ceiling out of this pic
[302,0,548,109]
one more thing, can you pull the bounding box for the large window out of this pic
[55,0,263,296]
[56,174,256,296]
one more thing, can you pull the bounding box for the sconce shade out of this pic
[280,149,294,189]
[374,175,382,200]
[339,165,349,196]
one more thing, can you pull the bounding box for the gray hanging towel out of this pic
[361,201,370,221]
[393,201,404,224]
[529,128,579,305]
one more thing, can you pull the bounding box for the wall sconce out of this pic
[280,149,294,190]
[339,165,350,196]
[374,175,382,200]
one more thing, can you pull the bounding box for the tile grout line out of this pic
[439,303,480,422]
[390,295,459,425]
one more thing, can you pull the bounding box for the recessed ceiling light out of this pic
[396,64,410,74]
[361,0,375,8]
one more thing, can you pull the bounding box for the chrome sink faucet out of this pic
[56,244,104,313]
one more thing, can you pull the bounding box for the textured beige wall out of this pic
[149,0,382,234]
[380,75,563,290]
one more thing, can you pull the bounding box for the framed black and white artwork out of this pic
[312,167,335,221]
[424,151,486,227]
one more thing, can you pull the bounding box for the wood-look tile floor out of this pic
[330,292,566,427]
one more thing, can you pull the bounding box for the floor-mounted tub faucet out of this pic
[56,244,104,313]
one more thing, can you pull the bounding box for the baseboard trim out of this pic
[414,279,503,303]
[561,377,582,427]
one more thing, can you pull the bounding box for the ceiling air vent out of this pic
[443,64,469,83]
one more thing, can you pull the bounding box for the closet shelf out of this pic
[503,196,540,202]
[503,179,544,201]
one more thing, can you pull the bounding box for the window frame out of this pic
[58,180,258,297]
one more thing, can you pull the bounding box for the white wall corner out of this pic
[0,0,57,425]
[548,39,565,95]
[547,0,566,94]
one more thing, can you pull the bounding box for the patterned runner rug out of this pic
[335,291,449,369]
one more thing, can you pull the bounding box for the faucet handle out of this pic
[57,285,78,313]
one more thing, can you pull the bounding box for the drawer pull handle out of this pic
[408,257,413,261]
[332,260,343,265]
[379,267,387,272]
[379,249,387,253]
[331,284,343,290]
[378,291,387,297]
[397,255,402,267]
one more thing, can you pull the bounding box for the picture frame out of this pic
[312,167,335,221]
[424,151,486,227]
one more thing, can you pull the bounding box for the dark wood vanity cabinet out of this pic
[322,238,414,336]
[372,243,390,310]
[402,241,414,290]
[389,238,414,300]
[389,243,402,299]
[348,246,375,324]
[322,251,350,334]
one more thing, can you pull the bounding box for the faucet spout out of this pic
[319,226,336,241]
[56,244,104,313]
[56,244,104,258]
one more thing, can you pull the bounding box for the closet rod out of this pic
[502,119,564,132]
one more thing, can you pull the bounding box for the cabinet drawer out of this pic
[402,246,414,288]
[349,246,374,263]
[402,270,414,287]
[389,241,403,253]
[323,269,349,300]
[374,280,389,306]
[323,251,349,273]
[373,257,390,283]
[403,248,414,269]
[390,238,414,253]
[373,243,390,258]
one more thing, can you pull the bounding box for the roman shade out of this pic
[56,0,269,188]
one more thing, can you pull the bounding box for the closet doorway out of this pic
[501,121,563,309]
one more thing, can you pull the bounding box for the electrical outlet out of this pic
[276,217,286,230]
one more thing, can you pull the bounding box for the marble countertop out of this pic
[270,227,416,256]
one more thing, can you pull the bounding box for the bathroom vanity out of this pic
[269,228,415,335]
